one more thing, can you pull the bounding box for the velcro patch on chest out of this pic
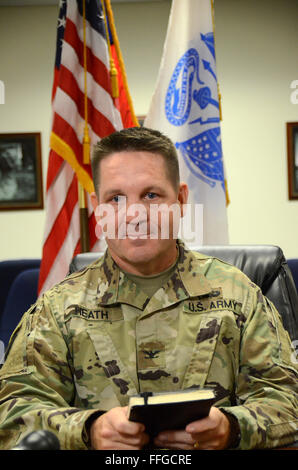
[137,341,166,370]
[184,298,242,315]
[65,304,123,322]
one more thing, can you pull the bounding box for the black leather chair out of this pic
[70,245,298,342]
[0,268,40,351]
[0,259,40,322]
[287,258,298,293]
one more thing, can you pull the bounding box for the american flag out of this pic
[38,0,138,295]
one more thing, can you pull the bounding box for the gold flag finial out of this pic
[110,57,119,98]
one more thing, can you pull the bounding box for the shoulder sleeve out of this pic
[220,286,298,449]
[0,295,100,450]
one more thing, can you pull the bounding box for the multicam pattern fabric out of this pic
[0,240,297,449]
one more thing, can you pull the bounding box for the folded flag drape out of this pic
[144,0,229,245]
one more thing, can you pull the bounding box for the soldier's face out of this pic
[91,151,188,274]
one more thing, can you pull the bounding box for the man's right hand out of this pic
[90,406,150,450]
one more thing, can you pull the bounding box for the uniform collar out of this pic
[96,240,212,310]
[175,239,212,297]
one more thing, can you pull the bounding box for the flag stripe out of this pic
[42,201,80,293]
[51,68,60,102]
[43,160,75,242]
[50,130,94,194]
[39,174,78,288]
[46,150,64,191]
[64,19,111,95]
[52,113,84,168]
[53,88,100,148]
[55,64,120,137]
[66,0,109,68]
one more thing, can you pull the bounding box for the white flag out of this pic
[144,0,229,245]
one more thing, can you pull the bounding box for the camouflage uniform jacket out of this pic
[0,241,297,450]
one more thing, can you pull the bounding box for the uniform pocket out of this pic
[86,325,138,406]
[0,306,37,379]
[182,315,222,388]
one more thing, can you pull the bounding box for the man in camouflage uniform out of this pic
[0,127,297,450]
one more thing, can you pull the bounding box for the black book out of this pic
[127,388,216,437]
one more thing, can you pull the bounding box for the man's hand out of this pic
[90,406,150,450]
[153,407,231,450]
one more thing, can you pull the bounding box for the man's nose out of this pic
[125,201,148,224]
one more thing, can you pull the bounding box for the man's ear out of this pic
[177,182,189,217]
[90,192,99,221]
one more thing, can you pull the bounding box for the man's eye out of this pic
[111,195,126,203]
[146,192,157,200]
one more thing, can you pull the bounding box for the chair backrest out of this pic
[287,259,298,293]
[70,245,298,341]
[0,259,40,321]
[0,268,40,351]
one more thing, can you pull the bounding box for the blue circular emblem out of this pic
[165,48,203,126]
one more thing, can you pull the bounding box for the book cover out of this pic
[127,388,216,437]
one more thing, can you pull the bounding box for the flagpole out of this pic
[102,0,119,99]
[79,0,91,252]
[78,181,90,252]
[211,0,229,206]
[210,0,222,121]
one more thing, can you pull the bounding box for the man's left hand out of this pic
[153,407,231,450]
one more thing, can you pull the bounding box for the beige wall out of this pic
[0,0,297,260]
[214,0,298,256]
[0,5,57,258]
